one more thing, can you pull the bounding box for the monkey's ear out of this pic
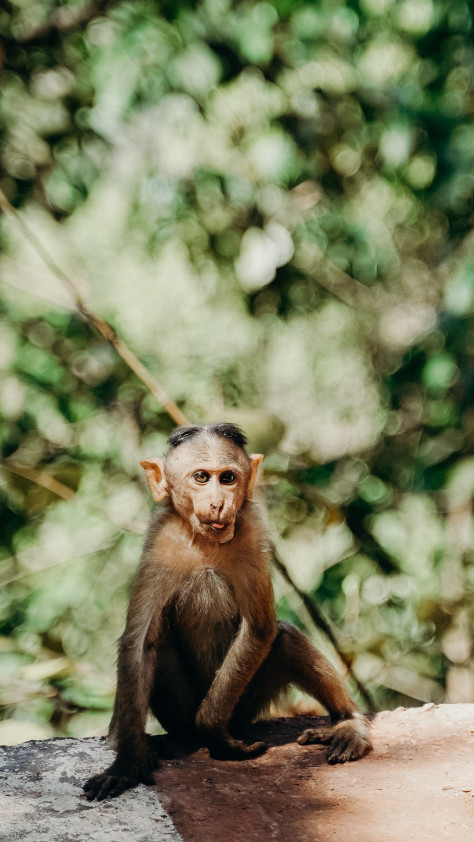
[140,458,169,502]
[247,454,263,499]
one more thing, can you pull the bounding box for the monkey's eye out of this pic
[220,471,236,485]
[193,471,210,484]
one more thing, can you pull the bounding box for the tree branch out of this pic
[0,189,190,427]
[272,547,377,713]
[2,463,76,502]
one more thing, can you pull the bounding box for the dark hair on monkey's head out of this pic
[168,423,248,451]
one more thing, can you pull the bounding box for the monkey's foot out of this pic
[297,715,372,764]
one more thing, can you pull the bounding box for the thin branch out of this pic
[2,463,76,502]
[1,461,147,535]
[313,259,376,309]
[272,548,377,713]
[0,260,77,310]
[0,189,190,427]
[0,539,116,587]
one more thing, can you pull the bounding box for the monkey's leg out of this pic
[281,622,372,763]
[232,621,372,764]
[149,636,203,749]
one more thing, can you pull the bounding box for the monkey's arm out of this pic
[84,641,159,800]
[196,577,277,760]
[83,557,177,801]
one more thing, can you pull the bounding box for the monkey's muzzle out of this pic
[196,518,235,543]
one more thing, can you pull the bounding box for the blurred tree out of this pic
[0,0,473,742]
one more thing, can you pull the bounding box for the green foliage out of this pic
[0,0,473,741]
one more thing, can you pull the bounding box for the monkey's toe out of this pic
[326,726,372,764]
[326,735,371,764]
[297,719,372,764]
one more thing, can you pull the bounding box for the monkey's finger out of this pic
[83,772,136,801]
[209,738,267,760]
[102,776,136,800]
[83,775,105,800]
[96,781,117,801]
[296,727,332,746]
[243,740,267,758]
[84,776,109,800]
[97,775,138,800]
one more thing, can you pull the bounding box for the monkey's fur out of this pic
[84,424,371,801]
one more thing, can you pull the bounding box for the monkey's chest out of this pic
[170,568,239,680]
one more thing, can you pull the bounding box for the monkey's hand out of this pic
[196,713,267,761]
[83,746,158,801]
[297,714,372,764]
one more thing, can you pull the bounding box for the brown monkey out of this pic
[83,423,371,801]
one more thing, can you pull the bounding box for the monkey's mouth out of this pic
[198,519,233,539]
[205,521,227,533]
[192,514,235,542]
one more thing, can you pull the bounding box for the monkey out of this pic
[83,423,371,801]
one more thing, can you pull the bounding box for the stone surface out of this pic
[0,705,473,842]
[0,737,182,842]
[156,704,474,842]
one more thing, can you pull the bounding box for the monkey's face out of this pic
[165,437,251,544]
[141,431,263,545]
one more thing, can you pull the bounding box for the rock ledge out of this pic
[1,704,473,842]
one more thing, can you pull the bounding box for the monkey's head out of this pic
[140,423,263,544]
